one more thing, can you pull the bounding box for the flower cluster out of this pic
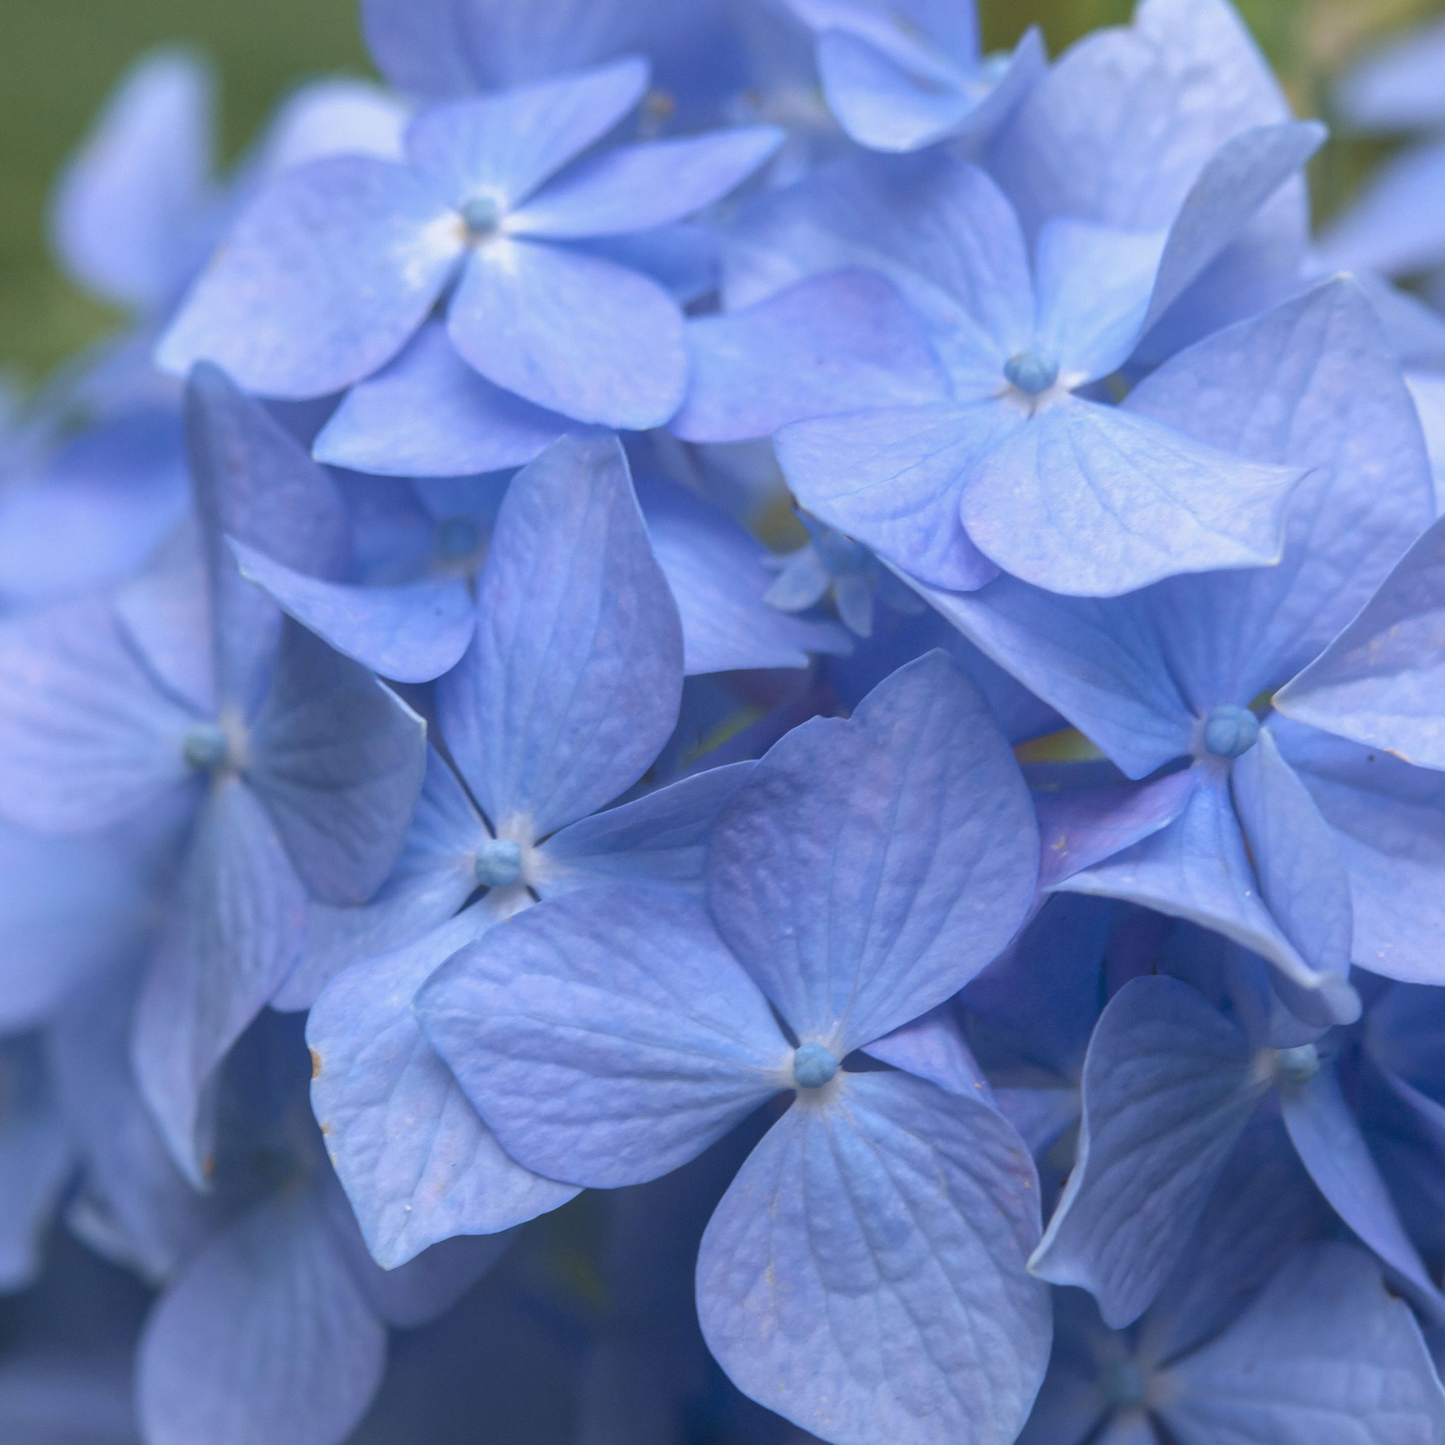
[4,1,1445,1443]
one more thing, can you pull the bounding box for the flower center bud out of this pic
[1203,705,1260,759]
[1100,1360,1147,1410]
[474,838,523,889]
[460,195,503,238]
[435,515,482,562]
[792,1042,840,1090]
[182,722,230,771]
[1273,1043,1320,1087]
[1003,351,1060,397]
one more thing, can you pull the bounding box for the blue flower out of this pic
[413,651,1051,1445]
[156,60,782,427]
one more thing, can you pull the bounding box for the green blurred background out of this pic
[0,0,1439,383]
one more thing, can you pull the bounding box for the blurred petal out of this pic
[133,778,308,1185]
[137,1186,386,1445]
[1036,772,1196,891]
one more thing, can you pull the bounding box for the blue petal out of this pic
[786,0,981,66]
[511,128,782,238]
[1230,728,1353,1009]
[313,324,569,478]
[49,49,213,309]
[436,432,683,840]
[232,539,474,685]
[815,27,1043,153]
[918,577,1194,781]
[1320,140,1445,277]
[958,398,1299,598]
[0,593,195,833]
[1126,278,1435,700]
[537,762,754,894]
[1031,975,1269,1327]
[1059,771,1361,1025]
[273,748,488,1012]
[137,1185,387,1445]
[0,1038,71,1291]
[309,906,577,1269]
[50,966,214,1283]
[185,363,349,710]
[708,650,1037,1051]
[416,886,790,1189]
[862,1001,994,1100]
[776,402,1009,592]
[157,157,459,398]
[1161,1243,1445,1445]
[1277,723,1445,986]
[1036,772,1196,891]
[639,480,851,673]
[992,0,1291,234]
[1275,514,1445,769]
[405,59,649,210]
[696,1071,1050,1445]
[245,624,426,906]
[1336,16,1445,131]
[132,777,308,1185]
[448,240,687,429]
[1281,1066,1445,1318]
[672,269,949,444]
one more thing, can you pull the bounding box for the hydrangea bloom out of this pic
[6,0,1445,1441]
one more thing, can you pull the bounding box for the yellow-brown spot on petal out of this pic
[310,1048,322,1080]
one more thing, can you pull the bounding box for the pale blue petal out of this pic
[0,1039,71,1292]
[863,1002,993,1099]
[49,50,213,309]
[671,269,949,444]
[449,240,687,429]
[0,594,195,833]
[405,59,649,210]
[157,157,458,398]
[697,1071,1050,1445]
[314,324,568,477]
[510,128,782,238]
[132,777,308,1185]
[708,650,1037,1051]
[232,539,474,685]
[137,1186,386,1445]
[776,402,1009,592]
[1320,140,1445,277]
[436,432,683,839]
[958,398,1300,598]
[417,886,790,1187]
[1162,1243,1445,1445]
[1030,975,1268,1327]
[1337,16,1445,131]
[309,905,577,1269]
